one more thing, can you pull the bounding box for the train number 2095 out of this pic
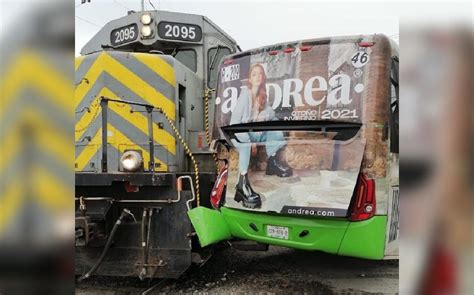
[158,21,202,42]
[164,24,196,39]
[111,24,138,46]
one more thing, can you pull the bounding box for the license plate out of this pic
[266,225,289,240]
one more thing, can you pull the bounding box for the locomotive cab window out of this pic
[162,48,197,72]
[208,46,231,88]
[174,49,197,72]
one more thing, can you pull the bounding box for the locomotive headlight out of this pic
[140,13,153,25]
[120,151,143,172]
[141,25,153,38]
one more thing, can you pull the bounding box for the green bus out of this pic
[207,34,399,260]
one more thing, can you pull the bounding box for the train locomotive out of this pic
[75,10,239,279]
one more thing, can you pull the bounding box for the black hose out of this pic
[139,209,148,280]
[145,208,153,264]
[140,208,154,280]
[77,209,131,282]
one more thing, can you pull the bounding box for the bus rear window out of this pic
[221,121,361,144]
[211,36,393,143]
[232,129,359,144]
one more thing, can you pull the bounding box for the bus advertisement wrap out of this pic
[214,39,371,127]
[214,38,374,216]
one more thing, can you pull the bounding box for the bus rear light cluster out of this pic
[223,59,234,65]
[359,41,375,47]
[268,46,311,56]
[349,173,376,221]
[364,204,373,213]
[210,160,229,209]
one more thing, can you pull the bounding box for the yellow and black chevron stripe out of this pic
[0,50,73,235]
[75,52,177,172]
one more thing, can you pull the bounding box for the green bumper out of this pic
[220,207,387,260]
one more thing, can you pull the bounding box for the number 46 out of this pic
[351,51,369,67]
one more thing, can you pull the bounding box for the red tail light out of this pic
[269,50,279,55]
[223,59,234,65]
[283,47,295,53]
[300,46,312,52]
[359,41,375,47]
[349,174,376,221]
[210,161,229,209]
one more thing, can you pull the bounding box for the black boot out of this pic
[266,153,293,177]
[234,173,262,209]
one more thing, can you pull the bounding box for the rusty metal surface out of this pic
[360,35,392,178]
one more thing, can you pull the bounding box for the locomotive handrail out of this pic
[203,88,220,173]
[177,175,196,211]
[99,96,202,207]
[75,196,182,204]
[100,96,156,173]
[100,97,156,108]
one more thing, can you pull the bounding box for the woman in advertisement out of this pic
[230,63,292,209]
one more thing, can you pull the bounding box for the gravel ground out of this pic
[76,246,398,294]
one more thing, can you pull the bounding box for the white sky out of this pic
[74,0,473,56]
[1,1,470,56]
[75,0,405,56]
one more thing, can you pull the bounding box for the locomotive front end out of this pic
[75,9,239,279]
